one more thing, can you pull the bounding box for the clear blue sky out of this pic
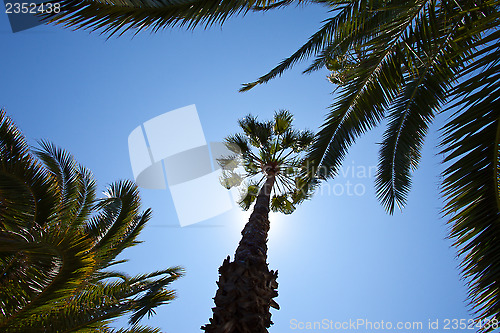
[1,4,475,332]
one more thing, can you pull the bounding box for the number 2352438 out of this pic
[5,2,61,14]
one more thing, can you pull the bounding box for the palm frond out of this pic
[0,110,58,230]
[0,111,182,331]
[273,109,294,135]
[240,1,357,91]
[87,180,142,266]
[440,29,500,329]
[35,141,97,227]
[44,0,283,37]
[238,115,273,149]
[112,325,162,333]
[270,193,295,214]
[0,226,95,330]
[307,49,404,182]
[309,0,500,326]
[238,181,260,210]
[375,20,467,213]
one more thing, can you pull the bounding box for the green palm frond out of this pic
[294,130,315,150]
[305,0,500,328]
[270,193,295,214]
[307,1,440,182]
[112,325,162,333]
[375,61,455,212]
[238,115,273,148]
[307,49,404,180]
[226,133,251,156]
[237,181,260,210]
[0,110,58,230]
[0,111,182,332]
[0,109,30,158]
[35,140,97,227]
[273,109,294,134]
[0,226,96,330]
[309,0,492,200]
[33,267,183,329]
[87,181,143,265]
[240,0,365,91]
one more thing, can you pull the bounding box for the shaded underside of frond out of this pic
[375,34,469,212]
[307,0,497,211]
[307,46,405,182]
[86,181,149,269]
[441,30,500,329]
[44,0,293,37]
[0,110,58,230]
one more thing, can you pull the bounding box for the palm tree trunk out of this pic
[202,175,279,333]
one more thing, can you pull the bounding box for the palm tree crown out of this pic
[0,109,183,332]
[220,109,315,215]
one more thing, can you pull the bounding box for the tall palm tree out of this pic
[0,109,183,332]
[43,0,500,328]
[201,110,315,333]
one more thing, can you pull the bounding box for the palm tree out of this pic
[43,0,500,328]
[0,109,183,332]
[201,110,315,333]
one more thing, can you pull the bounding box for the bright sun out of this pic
[230,209,284,238]
[268,211,286,242]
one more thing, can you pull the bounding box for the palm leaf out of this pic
[439,28,500,328]
[0,111,183,331]
[44,0,285,37]
[0,109,58,230]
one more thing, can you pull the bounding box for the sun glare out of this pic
[268,211,288,245]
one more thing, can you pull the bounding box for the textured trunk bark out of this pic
[202,175,279,333]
